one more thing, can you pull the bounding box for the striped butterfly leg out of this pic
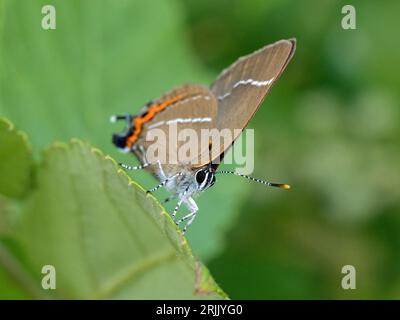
[119,141,164,172]
[172,199,184,221]
[174,197,199,235]
[146,172,183,195]
[119,162,152,171]
[119,159,173,194]
[171,185,190,221]
[119,159,166,181]
[178,197,199,235]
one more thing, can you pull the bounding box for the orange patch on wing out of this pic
[126,95,184,148]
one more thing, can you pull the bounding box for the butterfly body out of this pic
[112,39,296,234]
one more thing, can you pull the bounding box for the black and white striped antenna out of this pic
[215,170,290,189]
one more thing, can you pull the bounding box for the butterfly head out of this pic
[194,166,216,192]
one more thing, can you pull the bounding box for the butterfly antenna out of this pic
[215,170,290,189]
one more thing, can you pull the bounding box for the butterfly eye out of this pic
[195,170,207,185]
[210,175,216,187]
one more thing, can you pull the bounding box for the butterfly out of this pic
[111,39,296,234]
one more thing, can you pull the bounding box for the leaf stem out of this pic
[91,251,176,299]
[0,241,48,299]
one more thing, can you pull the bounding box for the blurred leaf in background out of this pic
[180,0,400,298]
[0,0,249,263]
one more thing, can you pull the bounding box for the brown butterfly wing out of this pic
[209,39,296,163]
[135,84,217,174]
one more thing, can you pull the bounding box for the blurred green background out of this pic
[1,0,400,299]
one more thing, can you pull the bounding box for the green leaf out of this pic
[14,140,226,299]
[0,265,32,299]
[0,0,210,155]
[0,0,249,261]
[0,241,42,299]
[0,117,33,198]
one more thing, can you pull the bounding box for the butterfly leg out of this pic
[119,159,165,179]
[136,145,167,180]
[175,211,195,226]
[136,144,149,167]
[172,199,183,220]
[181,197,199,235]
[119,159,170,194]
[140,145,167,181]
[171,185,191,220]
[155,160,166,180]
[146,172,182,194]
[119,162,151,170]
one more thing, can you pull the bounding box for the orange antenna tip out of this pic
[270,183,291,189]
